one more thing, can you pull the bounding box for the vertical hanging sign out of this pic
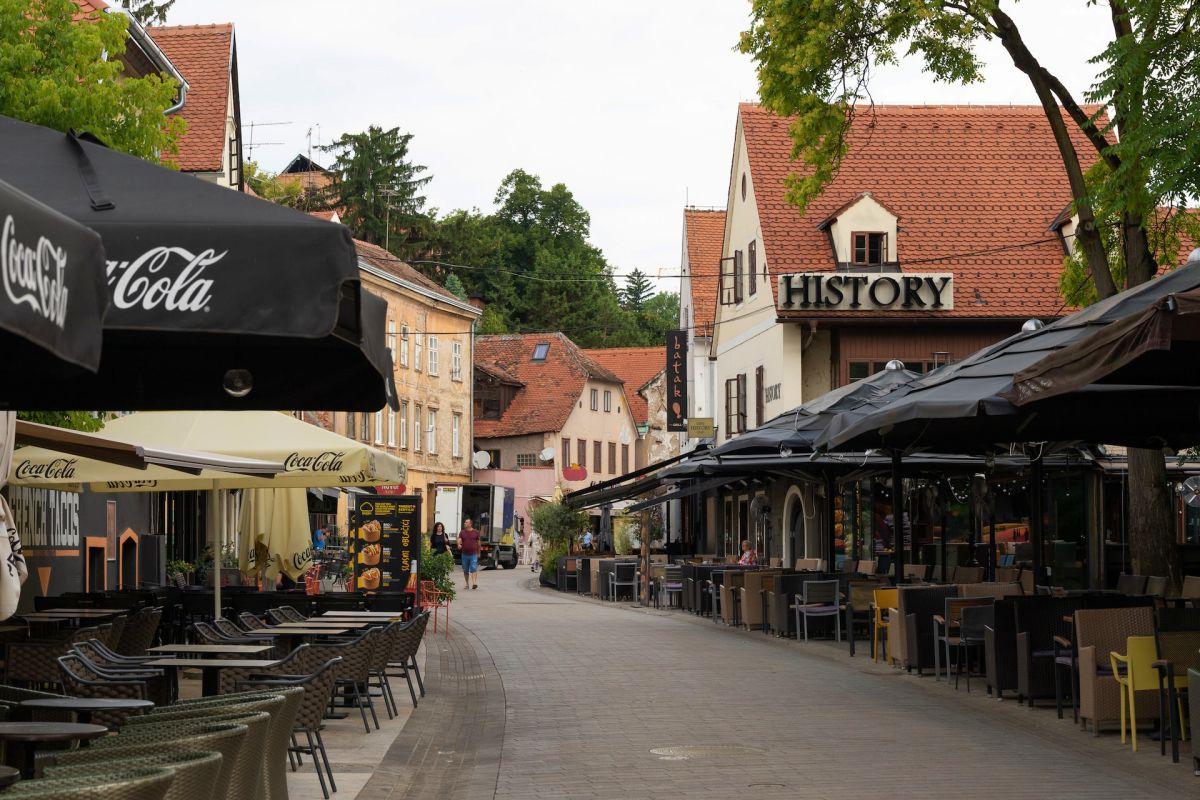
[666,330,688,431]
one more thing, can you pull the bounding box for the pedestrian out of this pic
[459,517,481,590]
[430,521,449,555]
[312,527,326,552]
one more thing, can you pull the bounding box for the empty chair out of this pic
[873,588,899,663]
[388,612,430,707]
[1076,606,1156,734]
[116,607,163,656]
[953,566,985,584]
[841,559,858,574]
[43,750,222,800]
[308,631,379,733]
[558,558,578,592]
[793,580,843,642]
[237,612,269,631]
[278,606,307,622]
[1180,575,1200,601]
[955,604,994,692]
[656,566,684,609]
[608,561,637,602]
[857,559,877,576]
[1143,576,1168,598]
[1116,574,1149,595]
[933,597,992,681]
[1110,635,1159,752]
[1150,607,1200,761]
[1,767,176,799]
[904,564,931,582]
[845,581,878,656]
[794,558,823,571]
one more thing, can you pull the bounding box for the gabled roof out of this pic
[683,208,725,334]
[817,191,901,230]
[474,333,621,438]
[739,103,1105,319]
[282,154,327,174]
[354,240,467,306]
[583,347,665,426]
[147,23,234,173]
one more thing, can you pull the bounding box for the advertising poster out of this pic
[353,494,422,594]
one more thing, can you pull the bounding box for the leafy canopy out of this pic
[528,501,588,548]
[0,0,182,162]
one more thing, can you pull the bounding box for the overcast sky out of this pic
[165,1,1114,284]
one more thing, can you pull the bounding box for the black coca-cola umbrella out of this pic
[0,177,106,378]
[0,114,395,411]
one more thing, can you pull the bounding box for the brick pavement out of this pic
[373,568,1198,799]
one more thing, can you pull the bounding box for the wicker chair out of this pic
[237,658,342,800]
[236,612,268,632]
[278,606,307,622]
[117,608,163,656]
[69,645,170,706]
[44,750,222,800]
[1,767,176,800]
[265,609,292,626]
[6,625,104,689]
[217,644,310,694]
[308,630,379,732]
[1076,606,1156,734]
[57,653,152,728]
[97,709,273,800]
[388,612,429,707]
[214,618,273,644]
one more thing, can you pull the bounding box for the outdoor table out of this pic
[316,611,401,619]
[148,644,272,656]
[145,658,281,698]
[0,721,107,777]
[18,697,154,727]
[268,627,351,654]
[270,621,370,629]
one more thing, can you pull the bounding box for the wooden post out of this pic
[892,451,905,583]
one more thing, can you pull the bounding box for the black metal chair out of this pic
[793,580,842,642]
[956,604,994,692]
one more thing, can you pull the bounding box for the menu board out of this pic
[352,494,421,593]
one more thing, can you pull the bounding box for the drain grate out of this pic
[650,745,764,760]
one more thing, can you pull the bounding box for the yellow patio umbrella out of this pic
[238,488,312,582]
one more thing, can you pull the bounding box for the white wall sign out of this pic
[777,272,954,311]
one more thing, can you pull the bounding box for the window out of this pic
[360,412,370,442]
[590,388,598,411]
[748,240,757,296]
[733,250,744,303]
[399,401,409,449]
[847,361,872,382]
[755,365,765,427]
[346,412,356,439]
[603,390,612,412]
[532,342,550,361]
[387,407,397,447]
[577,438,586,469]
[516,453,538,467]
[561,437,570,466]
[852,232,888,266]
[608,442,616,474]
[413,405,422,452]
[387,322,396,363]
[485,449,501,469]
[428,336,439,375]
[621,444,629,474]
[414,332,423,372]
[399,324,409,367]
[593,441,601,472]
[427,409,437,453]
[451,340,463,381]
[452,413,462,457]
[724,375,746,438]
[374,411,383,444]
[720,256,736,305]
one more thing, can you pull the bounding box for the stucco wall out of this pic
[557,378,639,489]
[473,433,549,472]
[826,195,899,263]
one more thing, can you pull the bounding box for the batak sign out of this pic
[777,272,954,312]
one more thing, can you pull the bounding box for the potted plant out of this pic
[166,559,194,587]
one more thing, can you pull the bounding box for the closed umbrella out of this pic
[238,488,312,583]
[0,115,395,411]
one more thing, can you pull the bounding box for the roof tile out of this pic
[684,209,725,333]
[147,23,234,173]
[582,347,665,425]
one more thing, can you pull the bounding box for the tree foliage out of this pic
[429,169,677,348]
[529,501,588,549]
[17,411,103,432]
[244,160,304,206]
[620,269,655,312]
[0,0,182,162]
[124,0,174,25]
[320,126,432,258]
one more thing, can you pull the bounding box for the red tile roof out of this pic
[683,209,725,334]
[147,23,234,173]
[582,347,665,425]
[354,240,463,305]
[740,103,1104,319]
[475,333,621,438]
[72,0,109,18]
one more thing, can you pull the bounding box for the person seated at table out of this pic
[738,540,757,566]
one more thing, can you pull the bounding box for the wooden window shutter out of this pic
[755,365,765,427]
[733,250,744,303]
[748,240,757,296]
[736,373,747,433]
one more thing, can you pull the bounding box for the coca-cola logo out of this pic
[106,246,223,312]
[1,215,69,328]
[104,481,158,489]
[283,451,346,473]
[14,458,77,481]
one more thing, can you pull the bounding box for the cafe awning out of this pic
[0,115,394,411]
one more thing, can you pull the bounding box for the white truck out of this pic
[433,483,518,570]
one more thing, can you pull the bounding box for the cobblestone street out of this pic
[366,568,1197,799]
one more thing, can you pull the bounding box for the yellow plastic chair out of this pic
[872,588,899,663]
[1110,635,1158,752]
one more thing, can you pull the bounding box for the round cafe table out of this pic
[18,697,155,727]
[0,722,107,777]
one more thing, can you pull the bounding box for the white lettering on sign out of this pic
[777,272,954,312]
[9,487,80,548]
[106,247,221,312]
[1,215,70,328]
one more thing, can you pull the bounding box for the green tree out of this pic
[17,411,103,432]
[620,269,655,312]
[444,273,469,301]
[0,0,182,162]
[124,0,174,25]
[244,160,304,206]
[740,0,1200,582]
[320,126,432,258]
[639,291,681,343]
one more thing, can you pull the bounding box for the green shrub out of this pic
[614,519,636,555]
[539,539,567,585]
[420,541,457,600]
[529,501,588,549]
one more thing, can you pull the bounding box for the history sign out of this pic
[777,272,954,312]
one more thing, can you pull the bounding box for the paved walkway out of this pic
[369,567,1197,799]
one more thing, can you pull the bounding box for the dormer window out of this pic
[852,232,887,266]
[531,342,550,361]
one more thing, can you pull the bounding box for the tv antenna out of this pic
[242,120,290,161]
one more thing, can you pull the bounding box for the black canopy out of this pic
[0,115,394,410]
[0,177,106,376]
[816,256,1200,453]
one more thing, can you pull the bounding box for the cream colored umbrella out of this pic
[238,488,312,583]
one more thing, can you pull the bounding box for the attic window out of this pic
[852,232,887,266]
[531,342,550,362]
